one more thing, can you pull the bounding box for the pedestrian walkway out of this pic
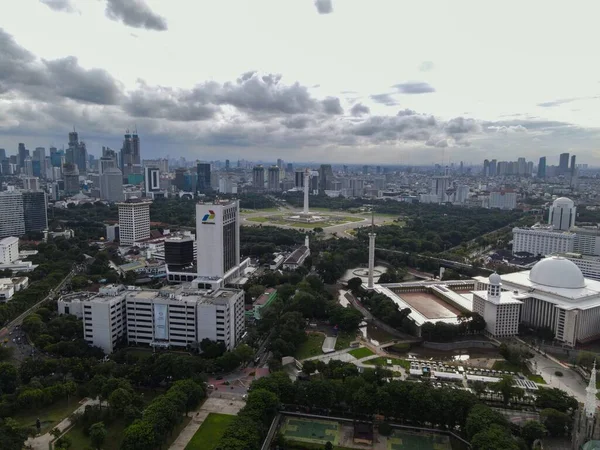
[24,398,99,450]
[169,394,245,450]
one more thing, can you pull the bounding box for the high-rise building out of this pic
[120,130,142,181]
[277,158,284,170]
[0,192,25,238]
[0,237,19,264]
[431,175,450,203]
[99,157,116,175]
[319,164,333,191]
[196,163,211,193]
[489,159,497,176]
[173,168,187,191]
[100,168,124,202]
[483,159,490,176]
[144,167,160,195]
[22,177,39,192]
[489,191,517,210]
[267,166,280,191]
[165,236,195,270]
[62,163,80,195]
[537,157,546,178]
[549,197,576,231]
[117,199,151,245]
[66,131,87,174]
[23,157,33,177]
[33,147,45,165]
[252,165,265,190]
[295,169,305,188]
[0,149,5,160]
[22,191,48,232]
[559,152,570,175]
[195,200,240,279]
[18,143,29,170]
[571,155,577,177]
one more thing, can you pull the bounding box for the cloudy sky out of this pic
[1,0,600,165]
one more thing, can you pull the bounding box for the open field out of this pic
[281,417,340,446]
[389,429,452,450]
[335,332,357,350]
[364,356,410,370]
[245,214,365,229]
[492,360,531,375]
[185,413,236,450]
[348,347,375,359]
[398,292,461,320]
[295,333,325,359]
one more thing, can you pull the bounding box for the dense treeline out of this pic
[240,226,306,260]
[218,364,575,450]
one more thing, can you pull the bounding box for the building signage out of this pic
[201,209,216,224]
[153,304,168,340]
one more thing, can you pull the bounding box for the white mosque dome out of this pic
[553,197,574,206]
[489,272,502,285]
[529,256,586,289]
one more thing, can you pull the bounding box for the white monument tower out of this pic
[367,212,376,289]
[303,168,310,215]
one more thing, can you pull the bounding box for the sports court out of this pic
[281,417,340,445]
[398,292,460,319]
[388,430,452,450]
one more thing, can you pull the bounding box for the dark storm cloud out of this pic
[350,113,437,142]
[350,103,370,117]
[105,0,168,31]
[39,0,76,12]
[321,97,343,115]
[393,81,436,94]
[397,109,416,116]
[370,93,398,106]
[314,0,333,14]
[0,29,121,105]
[282,115,313,129]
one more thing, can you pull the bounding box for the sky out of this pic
[1,0,600,165]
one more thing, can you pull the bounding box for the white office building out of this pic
[100,167,124,202]
[472,273,522,338]
[117,198,151,246]
[572,226,600,257]
[144,167,160,195]
[489,191,517,210]
[549,197,576,231]
[475,256,600,346]
[0,237,19,264]
[195,200,250,287]
[512,225,575,256]
[57,284,245,353]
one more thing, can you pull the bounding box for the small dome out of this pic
[489,272,501,285]
[529,256,585,289]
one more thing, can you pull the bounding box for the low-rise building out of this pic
[283,235,310,270]
[512,225,575,256]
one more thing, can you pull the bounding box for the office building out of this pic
[319,164,333,191]
[455,185,470,204]
[144,166,160,195]
[489,191,517,210]
[267,166,280,191]
[23,158,33,177]
[100,168,124,202]
[120,130,142,181]
[66,131,88,174]
[559,152,570,175]
[537,157,546,178]
[218,176,237,194]
[430,174,450,203]
[18,143,29,170]
[22,177,39,192]
[58,283,245,353]
[117,199,151,246]
[549,197,576,231]
[474,256,600,347]
[252,165,265,190]
[295,169,305,188]
[22,191,48,233]
[196,200,240,280]
[512,225,575,256]
[165,236,195,270]
[196,163,211,194]
[63,163,80,195]
[472,273,522,338]
[0,237,19,264]
[0,192,25,238]
[0,149,5,160]
[99,157,116,175]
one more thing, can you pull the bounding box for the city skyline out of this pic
[2,1,600,164]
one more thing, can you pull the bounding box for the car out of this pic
[242,394,248,400]
[216,375,223,380]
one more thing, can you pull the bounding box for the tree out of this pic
[491,375,523,405]
[347,277,363,292]
[535,387,578,413]
[540,408,570,437]
[324,442,334,450]
[466,404,510,439]
[200,339,226,359]
[120,420,156,450]
[247,285,266,300]
[0,418,30,450]
[89,422,107,450]
[0,363,18,395]
[109,388,132,416]
[233,344,255,364]
[471,424,519,450]
[471,380,486,397]
[521,420,546,446]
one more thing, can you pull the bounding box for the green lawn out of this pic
[348,347,375,359]
[185,413,236,450]
[364,357,410,370]
[246,216,271,223]
[334,332,356,351]
[283,440,353,450]
[527,374,546,384]
[13,397,83,434]
[66,415,191,450]
[295,333,325,360]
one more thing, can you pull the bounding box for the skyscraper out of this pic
[22,191,48,232]
[66,131,87,174]
[549,197,576,231]
[144,167,160,195]
[196,163,211,193]
[63,163,80,195]
[483,159,490,177]
[0,192,25,238]
[295,169,305,188]
[100,168,124,202]
[195,200,240,280]
[536,157,546,178]
[267,166,280,191]
[252,165,265,190]
[571,154,577,177]
[559,152,570,175]
[117,199,151,245]
[18,143,29,170]
[120,130,142,181]
[319,164,333,191]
